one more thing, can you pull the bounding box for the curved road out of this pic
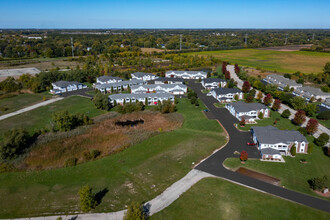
[188,79,330,213]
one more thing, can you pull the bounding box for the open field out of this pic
[0,99,226,218]
[185,49,330,74]
[140,48,165,53]
[152,177,330,220]
[258,44,313,51]
[0,57,79,72]
[0,96,106,138]
[25,111,183,170]
[0,92,52,116]
[224,141,330,201]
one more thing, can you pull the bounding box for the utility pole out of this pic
[244,34,248,46]
[71,37,74,58]
[180,34,182,51]
[284,34,288,45]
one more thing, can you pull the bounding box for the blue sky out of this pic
[0,0,329,28]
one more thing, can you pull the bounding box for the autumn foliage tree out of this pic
[272,99,281,111]
[234,64,240,74]
[225,70,231,80]
[239,117,246,126]
[240,151,248,161]
[293,110,306,125]
[306,119,319,134]
[263,94,273,106]
[222,61,227,74]
[242,81,251,93]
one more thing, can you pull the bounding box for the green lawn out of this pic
[185,49,330,74]
[0,96,106,137]
[224,141,330,201]
[238,110,299,131]
[214,102,226,108]
[152,178,330,220]
[0,92,52,116]
[0,99,226,218]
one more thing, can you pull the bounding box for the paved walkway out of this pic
[0,97,64,121]
[11,170,213,220]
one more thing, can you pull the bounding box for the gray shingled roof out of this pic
[212,88,242,95]
[166,70,207,76]
[53,81,81,87]
[155,77,184,82]
[131,84,187,90]
[108,92,174,100]
[266,74,301,87]
[97,76,122,82]
[295,86,329,97]
[95,79,145,89]
[252,126,308,144]
[131,72,156,77]
[202,78,226,83]
[228,101,267,112]
[261,148,281,155]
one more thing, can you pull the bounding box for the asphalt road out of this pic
[187,80,330,213]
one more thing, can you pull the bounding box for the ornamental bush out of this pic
[240,151,248,161]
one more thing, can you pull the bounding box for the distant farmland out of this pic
[185,49,330,74]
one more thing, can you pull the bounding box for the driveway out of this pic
[188,80,330,213]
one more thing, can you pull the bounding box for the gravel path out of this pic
[0,97,64,121]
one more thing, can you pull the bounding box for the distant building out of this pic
[95,79,146,93]
[108,92,174,105]
[293,86,330,101]
[251,126,308,156]
[210,88,243,103]
[131,72,158,81]
[154,77,184,85]
[264,74,302,90]
[51,81,87,94]
[225,101,270,123]
[201,78,227,90]
[165,71,207,79]
[131,84,187,95]
[96,76,123,84]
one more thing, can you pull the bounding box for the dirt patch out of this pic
[0,60,79,71]
[236,167,280,186]
[257,44,313,51]
[24,111,184,170]
[140,48,165,53]
[244,67,274,78]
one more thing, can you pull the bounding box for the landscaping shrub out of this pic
[281,109,291,118]
[124,202,147,220]
[315,133,329,146]
[298,127,307,136]
[290,145,296,156]
[240,151,248,161]
[78,185,98,212]
[293,110,306,125]
[308,175,328,191]
[317,111,330,120]
[258,112,264,119]
[65,157,78,167]
[114,102,144,114]
[52,111,92,132]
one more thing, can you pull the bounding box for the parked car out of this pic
[203,109,209,112]
[247,142,257,146]
[206,93,212,96]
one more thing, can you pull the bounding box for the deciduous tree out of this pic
[293,110,306,125]
[306,119,319,134]
[242,81,251,93]
[263,94,273,106]
[240,151,248,161]
[272,99,281,111]
[225,70,231,80]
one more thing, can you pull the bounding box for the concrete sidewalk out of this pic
[0,97,64,121]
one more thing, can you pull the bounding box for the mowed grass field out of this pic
[0,92,52,116]
[0,96,106,138]
[185,49,330,74]
[152,178,330,220]
[0,99,226,218]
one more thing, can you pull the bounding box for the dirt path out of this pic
[0,97,64,121]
